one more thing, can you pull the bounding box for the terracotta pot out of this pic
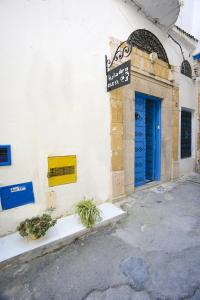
[28,233,38,240]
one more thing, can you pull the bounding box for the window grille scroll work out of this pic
[105,41,132,74]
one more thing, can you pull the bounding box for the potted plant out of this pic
[75,198,102,229]
[17,214,57,240]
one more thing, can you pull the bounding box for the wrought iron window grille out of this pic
[105,29,169,74]
[48,166,75,178]
[181,110,192,158]
[181,60,192,78]
[128,29,169,64]
[168,35,194,79]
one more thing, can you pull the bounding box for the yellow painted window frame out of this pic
[48,155,77,187]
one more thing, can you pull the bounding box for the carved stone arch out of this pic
[128,29,169,64]
[181,60,192,78]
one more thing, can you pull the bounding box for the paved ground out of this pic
[1,173,200,300]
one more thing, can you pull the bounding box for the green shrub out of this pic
[75,198,102,228]
[17,214,56,239]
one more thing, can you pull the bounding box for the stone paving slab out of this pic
[0,174,200,300]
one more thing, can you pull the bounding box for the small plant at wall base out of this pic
[75,198,102,229]
[17,214,56,240]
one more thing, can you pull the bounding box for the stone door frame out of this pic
[109,42,180,200]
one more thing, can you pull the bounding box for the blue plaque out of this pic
[0,182,35,210]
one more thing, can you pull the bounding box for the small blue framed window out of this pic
[0,145,11,166]
[181,110,192,159]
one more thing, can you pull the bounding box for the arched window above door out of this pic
[127,29,169,64]
[181,60,192,78]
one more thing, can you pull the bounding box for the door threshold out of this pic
[135,181,161,191]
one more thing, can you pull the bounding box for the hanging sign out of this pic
[107,60,131,92]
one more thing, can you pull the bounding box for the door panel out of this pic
[154,101,161,180]
[135,95,145,187]
[145,101,155,181]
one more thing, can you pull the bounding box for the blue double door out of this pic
[134,92,161,187]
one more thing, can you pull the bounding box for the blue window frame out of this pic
[0,145,11,166]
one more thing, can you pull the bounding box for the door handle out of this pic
[135,112,141,120]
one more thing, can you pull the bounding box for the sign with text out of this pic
[107,60,131,92]
[0,182,35,210]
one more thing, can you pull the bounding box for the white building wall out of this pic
[176,0,200,51]
[0,0,197,235]
[178,74,197,176]
[173,45,197,176]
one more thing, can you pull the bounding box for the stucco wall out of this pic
[0,0,197,235]
[176,0,200,51]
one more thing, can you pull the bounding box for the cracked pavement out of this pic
[0,173,200,300]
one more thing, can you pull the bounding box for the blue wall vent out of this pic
[193,53,200,61]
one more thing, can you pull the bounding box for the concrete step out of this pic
[0,203,126,265]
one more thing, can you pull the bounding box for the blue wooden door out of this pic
[134,94,146,187]
[134,93,161,187]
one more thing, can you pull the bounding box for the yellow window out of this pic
[48,155,77,187]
